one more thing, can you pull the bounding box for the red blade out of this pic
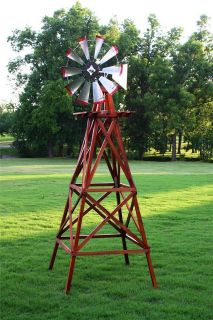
[99,76,119,95]
[112,63,128,90]
[94,35,104,59]
[100,64,123,75]
[61,66,82,78]
[76,81,91,105]
[98,45,118,65]
[78,36,90,60]
[93,81,105,104]
[65,77,84,96]
[66,48,84,65]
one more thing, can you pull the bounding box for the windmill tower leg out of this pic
[133,195,157,288]
[48,117,94,270]
[65,196,86,293]
[111,152,130,265]
[49,199,69,270]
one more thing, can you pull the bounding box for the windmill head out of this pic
[61,35,128,106]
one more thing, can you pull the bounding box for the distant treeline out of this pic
[1,1,212,160]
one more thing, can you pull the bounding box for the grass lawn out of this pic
[0,158,213,320]
[0,135,14,143]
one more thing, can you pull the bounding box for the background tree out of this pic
[0,103,15,136]
[7,2,213,160]
[8,2,100,156]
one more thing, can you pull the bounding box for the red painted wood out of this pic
[49,93,157,294]
[75,249,147,256]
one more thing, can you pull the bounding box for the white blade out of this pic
[79,36,90,60]
[94,35,104,59]
[112,64,128,90]
[61,66,82,78]
[99,76,119,95]
[93,81,105,104]
[98,45,118,65]
[66,48,84,65]
[76,81,91,105]
[100,64,123,75]
[65,77,84,96]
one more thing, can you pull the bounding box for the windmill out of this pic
[60,35,127,104]
[49,35,157,294]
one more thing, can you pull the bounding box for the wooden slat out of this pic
[56,238,71,254]
[59,233,122,240]
[76,249,148,256]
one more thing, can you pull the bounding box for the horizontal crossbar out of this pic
[73,111,135,119]
[69,183,136,193]
[75,249,148,256]
[59,233,122,240]
[85,187,135,192]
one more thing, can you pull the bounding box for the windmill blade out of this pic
[99,76,119,95]
[76,81,91,105]
[93,81,105,104]
[98,45,118,65]
[65,77,84,96]
[61,66,82,78]
[79,36,90,60]
[94,35,104,59]
[66,48,84,65]
[100,64,123,75]
[112,63,128,90]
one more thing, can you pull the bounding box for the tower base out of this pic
[49,94,157,294]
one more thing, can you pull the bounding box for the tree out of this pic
[0,103,15,136]
[125,15,184,159]
[8,5,213,161]
[8,2,100,156]
[172,15,213,160]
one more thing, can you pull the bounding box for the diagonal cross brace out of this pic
[85,193,146,248]
[77,192,134,251]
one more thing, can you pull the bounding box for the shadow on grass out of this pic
[1,201,212,320]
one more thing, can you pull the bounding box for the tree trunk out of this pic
[58,144,64,157]
[47,140,53,158]
[138,148,144,160]
[177,131,182,154]
[171,133,177,161]
[67,145,72,157]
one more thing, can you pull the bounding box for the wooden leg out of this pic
[146,251,158,288]
[133,196,157,287]
[65,255,76,294]
[121,231,130,265]
[117,193,130,265]
[65,196,86,294]
[49,198,69,270]
[49,242,59,270]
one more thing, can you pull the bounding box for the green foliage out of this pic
[8,2,100,157]
[7,2,213,160]
[0,103,15,136]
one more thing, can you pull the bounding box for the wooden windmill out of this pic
[49,35,157,294]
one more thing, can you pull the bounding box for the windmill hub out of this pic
[83,61,100,81]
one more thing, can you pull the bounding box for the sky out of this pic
[0,0,212,103]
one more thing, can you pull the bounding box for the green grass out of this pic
[0,135,14,143]
[0,158,213,320]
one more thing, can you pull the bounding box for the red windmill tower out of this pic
[49,35,157,294]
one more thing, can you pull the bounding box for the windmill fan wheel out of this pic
[61,35,127,106]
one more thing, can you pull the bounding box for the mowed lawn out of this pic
[0,158,213,320]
